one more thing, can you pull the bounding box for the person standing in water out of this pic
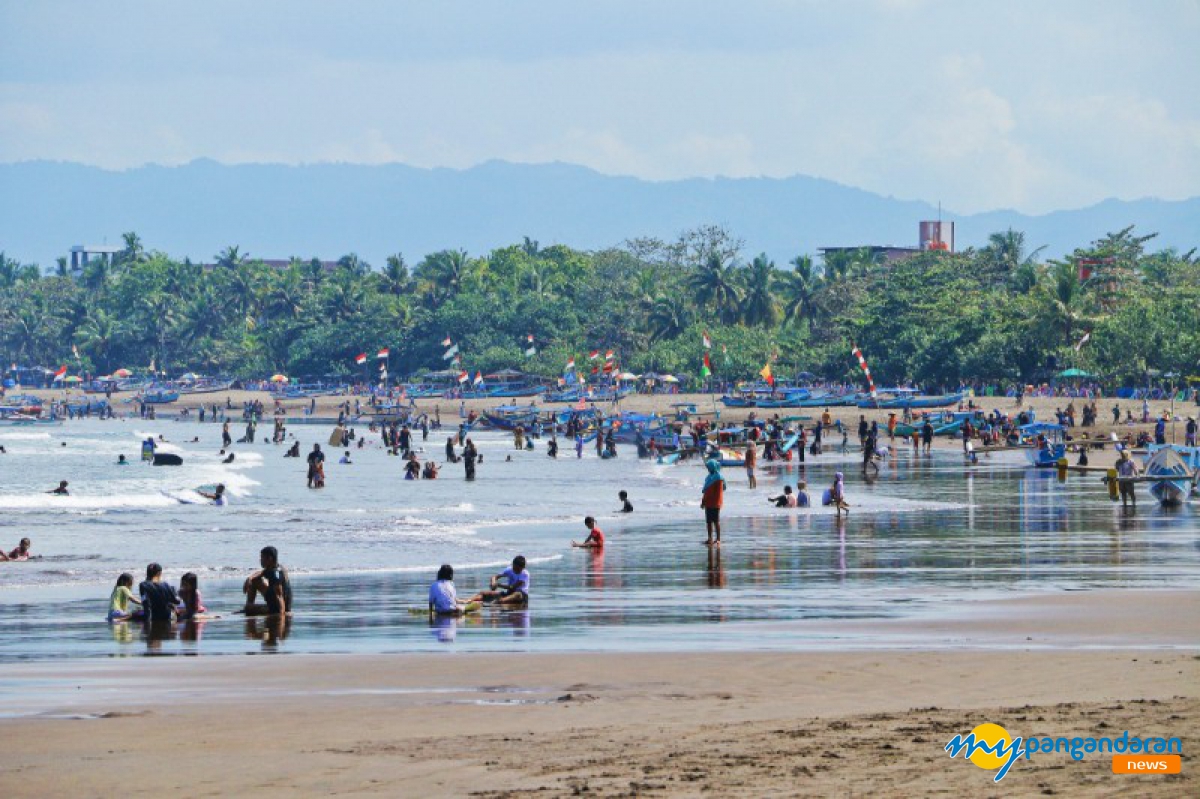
[744,441,757,489]
[306,444,325,488]
[701,459,726,547]
[572,517,605,549]
[462,438,478,481]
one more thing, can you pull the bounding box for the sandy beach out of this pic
[1,590,1195,797]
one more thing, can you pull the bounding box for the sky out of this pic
[1,0,1197,214]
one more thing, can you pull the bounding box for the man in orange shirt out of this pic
[701,459,726,547]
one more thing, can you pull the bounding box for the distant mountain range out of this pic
[2,159,1196,269]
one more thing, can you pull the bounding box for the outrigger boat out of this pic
[1020,422,1066,467]
[858,389,964,410]
[1143,445,1198,506]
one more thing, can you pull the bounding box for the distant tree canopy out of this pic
[1,225,1197,386]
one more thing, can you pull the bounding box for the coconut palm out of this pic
[689,253,743,324]
[74,310,126,372]
[1038,261,1098,349]
[778,255,824,327]
[215,245,247,270]
[416,249,471,307]
[379,253,413,296]
[266,268,309,320]
[0,252,39,288]
[739,254,780,327]
[647,294,692,341]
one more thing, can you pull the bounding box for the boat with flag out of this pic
[1143,445,1198,506]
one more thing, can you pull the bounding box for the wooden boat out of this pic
[1144,447,1195,506]
[141,390,180,404]
[859,390,964,410]
[1020,423,1066,467]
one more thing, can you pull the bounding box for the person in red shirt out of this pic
[701,459,726,547]
[572,516,604,549]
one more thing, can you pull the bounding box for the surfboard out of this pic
[779,432,800,453]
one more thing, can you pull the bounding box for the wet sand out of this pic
[1,589,1195,797]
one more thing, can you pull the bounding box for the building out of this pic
[919,220,954,252]
[69,244,122,275]
[819,220,956,268]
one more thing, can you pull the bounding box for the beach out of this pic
[1,590,1195,796]
[1,397,1196,796]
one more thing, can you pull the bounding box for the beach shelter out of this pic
[1056,368,1093,379]
[661,375,680,383]
[270,374,289,383]
[63,375,83,383]
[113,368,132,377]
[616,372,638,381]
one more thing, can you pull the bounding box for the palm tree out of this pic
[1038,262,1096,349]
[985,229,1045,289]
[379,253,412,296]
[74,310,126,372]
[266,268,308,320]
[0,252,39,288]
[224,265,264,329]
[117,231,146,268]
[778,255,824,327]
[739,254,780,327]
[215,245,247,270]
[521,236,540,257]
[416,249,471,307]
[322,270,365,321]
[647,294,692,341]
[337,252,370,276]
[689,253,742,324]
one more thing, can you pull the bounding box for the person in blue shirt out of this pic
[469,556,530,606]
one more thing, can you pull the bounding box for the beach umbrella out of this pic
[661,375,680,383]
[180,372,199,381]
[270,374,289,383]
[63,375,83,383]
[616,372,638,381]
[113,368,132,378]
[1056,368,1093,379]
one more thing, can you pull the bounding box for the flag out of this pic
[557,377,565,387]
[851,344,877,398]
[377,348,389,359]
[379,362,387,373]
[71,344,80,360]
[1074,331,1092,352]
[473,371,484,386]
[588,350,600,361]
[453,353,462,366]
[700,352,712,379]
[53,364,68,380]
[603,361,614,374]
[354,353,367,365]
[441,336,452,347]
[443,343,459,360]
[759,362,773,387]
[457,370,469,383]
[703,331,712,349]
[525,345,537,357]
[605,349,614,361]
[565,356,576,370]
[591,365,600,375]
[526,333,535,343]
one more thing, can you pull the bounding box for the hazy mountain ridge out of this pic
[2,159,1196,268]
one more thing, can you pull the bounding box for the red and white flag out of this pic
[565,357,576,370]
[441,336,452,347]
[377,348,389,359]
[851,344,877,398]
[473,371,484,386]
[457,370,469,383]
[604,349,614,361]
[603,361,614,374]
[354,353,367,365]
[53,364,68,380]
[588,350,600,361]
[702,331,712,349]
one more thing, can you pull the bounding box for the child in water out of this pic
[176,572,208,620]
[572,516,605,549]
[107,573,142,622]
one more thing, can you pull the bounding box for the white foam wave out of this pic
[0,432,52,441]
[0,493,177,510]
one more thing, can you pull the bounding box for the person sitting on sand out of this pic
[176,572,208,620]
[139,563,179,624]
[197,483,227,506]
[617,490,633,513]
[572,516,605,549]
[107,573,142,622]
[48,480,69,496]
[0,538,33,562]
[242,546,292,616]
[768,485,797,508]
[428,564,473,616]
[468,556,530,606]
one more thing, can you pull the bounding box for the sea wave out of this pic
[0,493,178,510]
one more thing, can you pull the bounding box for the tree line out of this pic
[1,225,1197,387]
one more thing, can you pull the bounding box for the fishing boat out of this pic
[140,389,180,404]
[859,389,964,410]
[0,411,61,426]
[719,395,756,408]
[1020,422,1066,467]
[893,410,986,438]
[178,378,236,395]
[1143,446,1197,506]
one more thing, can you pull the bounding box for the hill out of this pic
[1,159,1196,267]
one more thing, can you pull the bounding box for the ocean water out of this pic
[0,418,1196,659]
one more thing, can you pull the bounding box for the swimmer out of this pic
[197,483,227,506]
[48,480,69,496]
[0,538,33,562]
[117,454,128,465]
[617,490,633,513]
[339,450,352,464]
[222,453,236,464]
[572,516,604,549]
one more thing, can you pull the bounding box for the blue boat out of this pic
[141,389,179,404]
[1019,422,1066,467]
[1143,445,1199,505]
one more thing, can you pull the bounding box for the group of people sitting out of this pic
[106,546,292,623]
[427,556,531,615]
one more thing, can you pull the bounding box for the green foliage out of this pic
[1,226,1197,385]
